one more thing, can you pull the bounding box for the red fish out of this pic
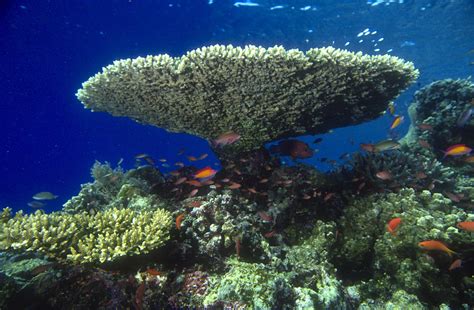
[211,131,241,148]
[188,189,198,197]
[174,177,187,185]
[194,166,218,179]
[257,211,273,222]
[418,139,431,149]
[146,268,161,276]
[270,139,314,159]
[186,180,203,187]
[176,213,185,230]
[448,259,462,271]
[387,217,401,236]
[228,182,241,189]
[418,240,456,256]
[417,123,433,131]
[376,171,392,181]
[457,221,474,232]
[443,144,472,158]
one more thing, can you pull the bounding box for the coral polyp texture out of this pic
[0,207,172,264]
[76,45,418,154]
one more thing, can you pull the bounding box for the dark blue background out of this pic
[1,0,473,212]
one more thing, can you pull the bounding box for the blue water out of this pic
[1,0,473,213]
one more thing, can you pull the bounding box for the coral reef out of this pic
[335,188,474,306]
[63,161,166,214]
[0,207,172,264]
[76,45,418,155]
[403,79,474,160]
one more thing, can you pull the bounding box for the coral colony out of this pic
[1,45,473,308]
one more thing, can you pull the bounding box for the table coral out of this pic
[77,45,418,155]
[0,208,172,264]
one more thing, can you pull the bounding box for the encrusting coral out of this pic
[76,45,418,155]
[0,207,172,264]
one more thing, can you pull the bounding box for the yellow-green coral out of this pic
[76,45,418,154]
[0,208,172,264]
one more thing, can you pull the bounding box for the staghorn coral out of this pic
[335,188,474,306]
[77,45,418,155]
[0,208,172,264]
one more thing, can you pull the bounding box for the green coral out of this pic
[336,188,474,306]
[76,45,418,155]
[203,258,285,309]
[0,208,172,264]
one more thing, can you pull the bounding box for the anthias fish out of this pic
[194,166,218,179]
[443,144,472,158]
[373,140,401,152]
[387,217,402,235]
[418,240,456,256]
[269,139,314,159]
[457,221,474,232]
[211,131,241,148]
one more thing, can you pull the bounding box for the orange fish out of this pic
[390,115,404,130]
[443,144,472,158]
[228,182,242,189]
[187,156,198,161]
[211,131,241,148]
[417,123,433,131]
[270,139,314,159]
[376,171,392,181]
[418,139,431,149]
[448,259,462,271]
[188,189,198,197]
[174,177,187,185]
[146,268,161,276]
[464,155,474,163]
[176,213,185,230]
[186,180,203,187]
[418,240,456,256]
[194,166,218,179]
[387,217,401,236]
[457,221,474,232]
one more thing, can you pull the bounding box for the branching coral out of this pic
[0,208,172,264]
[77,45,418,155]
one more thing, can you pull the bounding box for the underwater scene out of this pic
[1,0,474,309]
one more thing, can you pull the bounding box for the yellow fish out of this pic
[390,115,404,130]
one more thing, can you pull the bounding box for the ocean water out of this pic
[0,0,473,308]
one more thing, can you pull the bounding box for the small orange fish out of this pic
[376,171,392,181]
[417,123,433,131]
[448,259,462,271]
[146,268,161,276]
[418,139,431,149]
[174,177,187,185]
[390,115,404,130]
[259,178,269,183]
[186,180,203,187]
[443,144,472,158]
[211,131,241,148]
[194,166,218,179]
[188,189,198,197]
[257,211,273,222]
[176,213,185,230]
[464,155,474,163]
[228,182,242,189]
[187,156,198,162]
[247,188,258,194]
[324,192,335,202]
[418,240,456,256]
[201,180,214,186]
[387,217,401,236]
[188,201,202,208]
[457,221,474,232]
[169,170,181,176]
